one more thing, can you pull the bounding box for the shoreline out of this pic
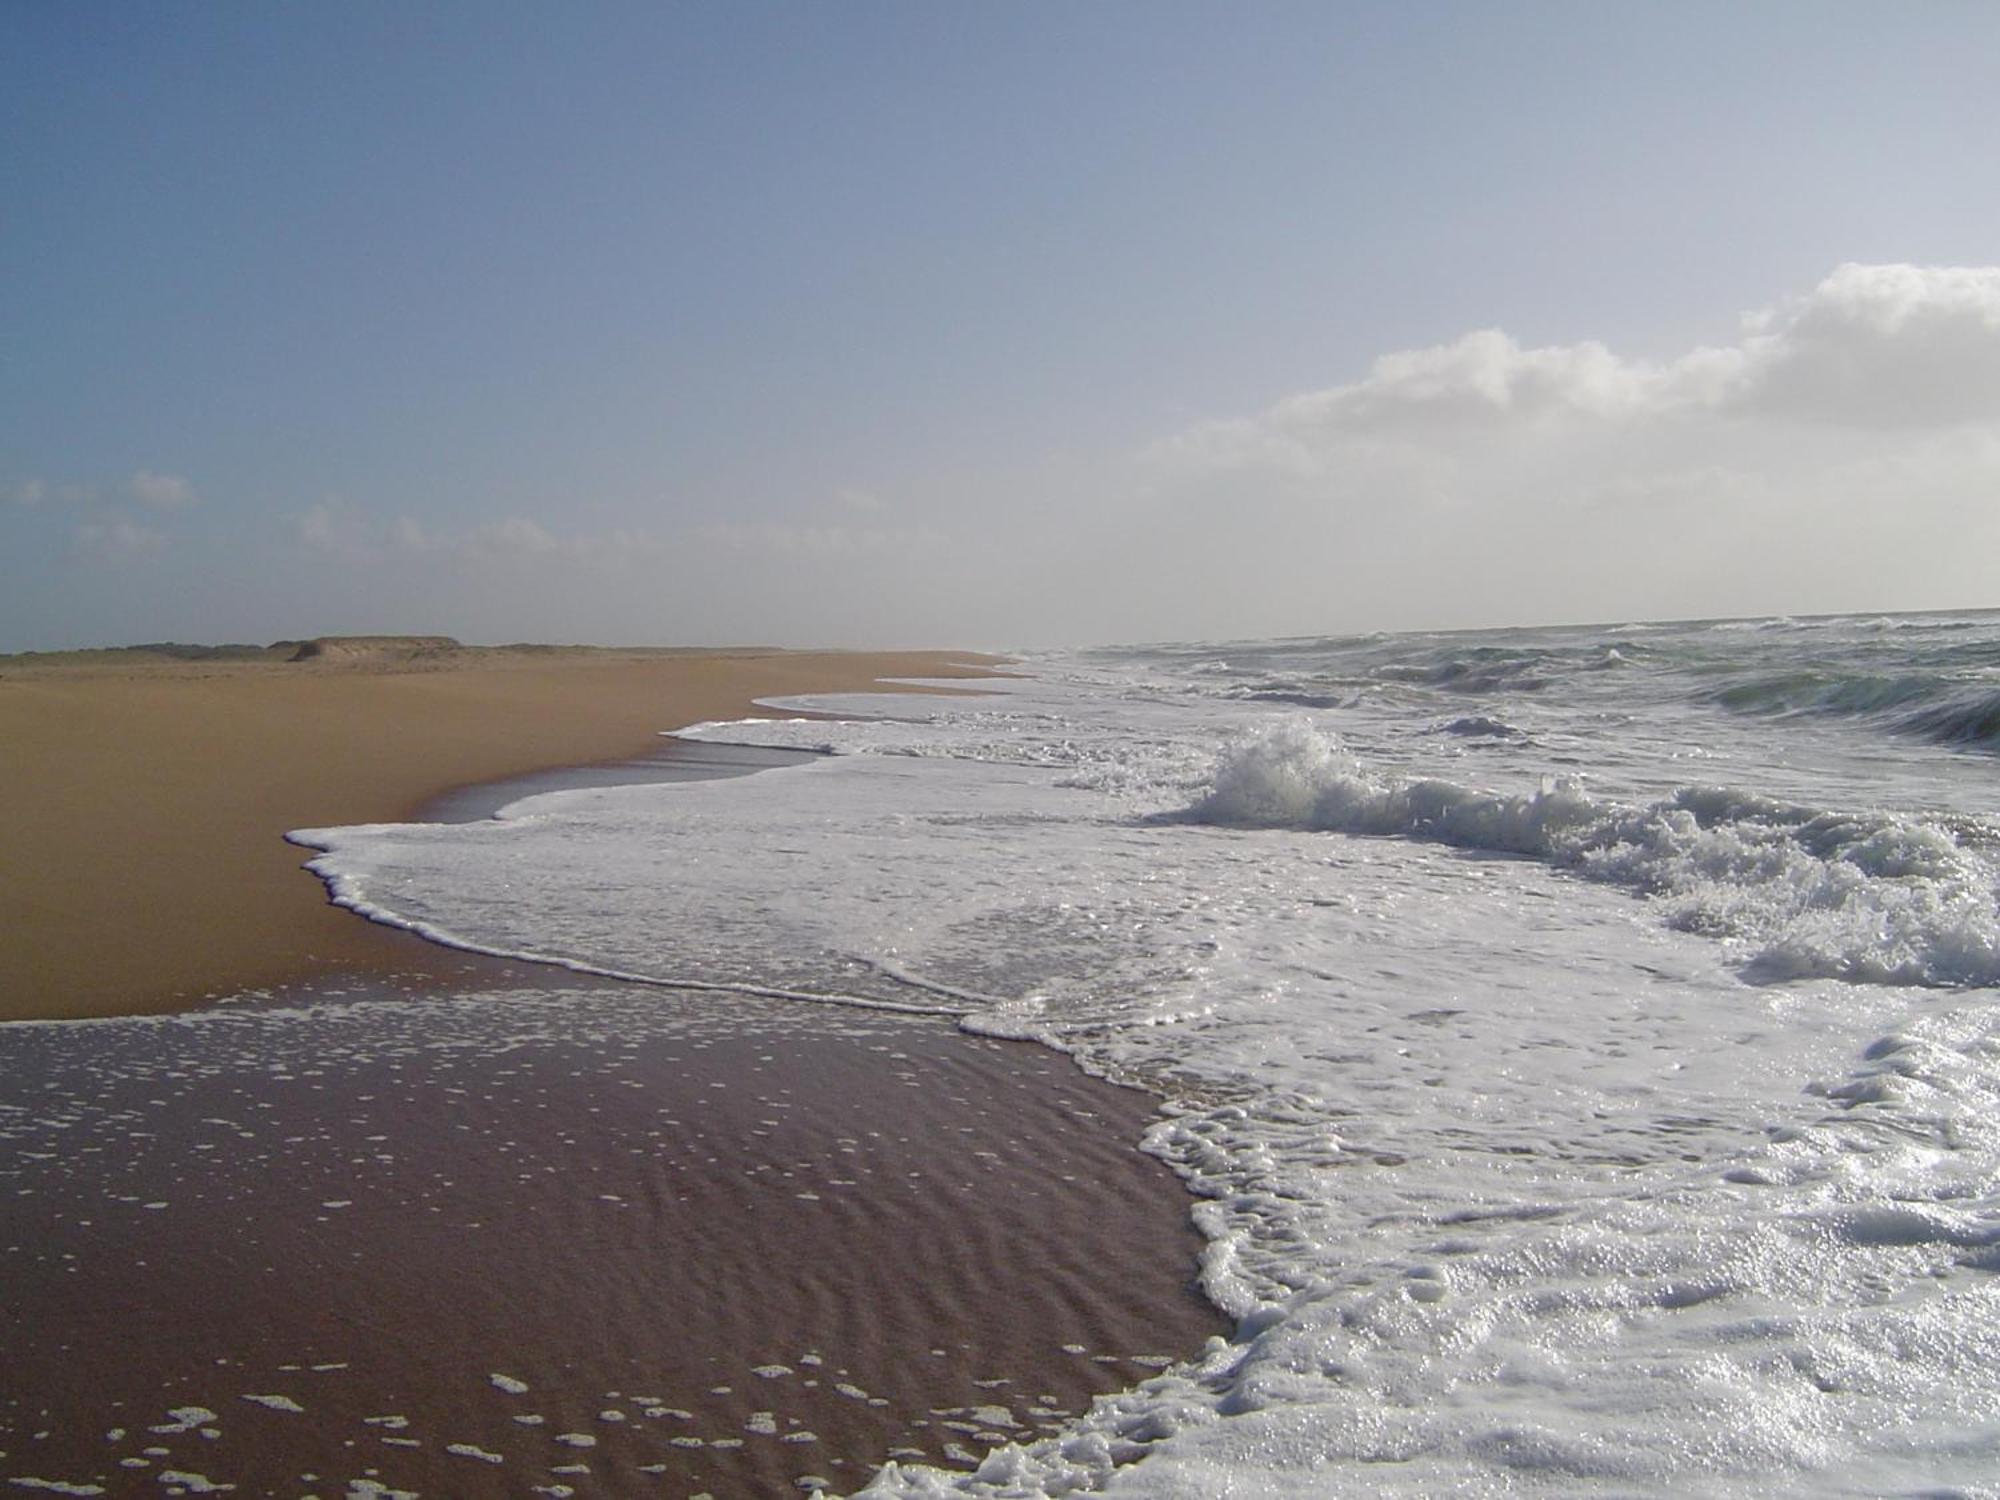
[0,642,1231,1495]
[0,643,1004,1022]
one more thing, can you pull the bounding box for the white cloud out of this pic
[6,479,48,507]
[72,518,166,561]
[1737,263,2000,427]
[1168,264,2000,476]
[1129,264,2000,635]
[130,470,198,510]
[1289,329,1661,427]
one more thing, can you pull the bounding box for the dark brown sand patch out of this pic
[0,978,1223,1497]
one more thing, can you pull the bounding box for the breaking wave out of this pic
[1191,719,2000,987]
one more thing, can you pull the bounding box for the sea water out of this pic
[297,611,2000,1497]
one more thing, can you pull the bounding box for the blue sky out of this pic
[6,2,1999,650]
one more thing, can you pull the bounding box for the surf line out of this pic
[285,830,968,1020]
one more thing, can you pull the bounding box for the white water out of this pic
[297,613,2000,1497]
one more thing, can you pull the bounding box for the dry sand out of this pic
[0,640,1003,1021]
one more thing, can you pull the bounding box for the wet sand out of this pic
[0,642,1002,1022]
[0,978,1224,1497]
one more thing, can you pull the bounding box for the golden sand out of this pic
[0,642,1002,1021]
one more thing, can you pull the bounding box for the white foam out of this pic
[148,1409,216,1437]
[155,1474,231,1495]
[1192,718,2000,987]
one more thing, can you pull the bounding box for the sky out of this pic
[5,1,1999,652]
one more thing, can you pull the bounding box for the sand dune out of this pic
[281,633,463,663]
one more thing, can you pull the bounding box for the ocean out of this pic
[294,609,2000,1497]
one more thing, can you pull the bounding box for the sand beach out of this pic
[0,639,1002,1023]
[0,638,1224,1496]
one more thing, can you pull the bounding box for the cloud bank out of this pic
[1134,264,2000,639]
[1170,265,2000,462]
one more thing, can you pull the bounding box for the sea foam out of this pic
[1192,718,2000,987]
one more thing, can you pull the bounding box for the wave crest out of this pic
[1191,720,2000,987]
[1711,671,2000,753]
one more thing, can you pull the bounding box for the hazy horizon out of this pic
[11,597,2000,662]
[7,3,1999,653]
